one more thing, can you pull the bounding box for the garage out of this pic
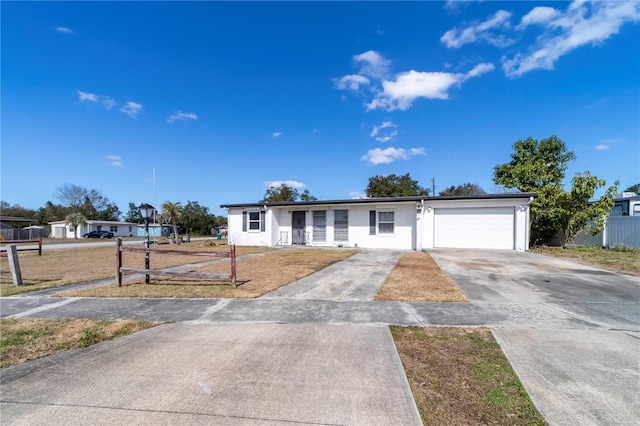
[433,207,515,249]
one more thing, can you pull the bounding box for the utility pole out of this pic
[431,178,436,196]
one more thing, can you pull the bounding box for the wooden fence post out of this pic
[38,237,43,256]
[7,244,23,286]
[230,244,236,288]
[115,238,122,287]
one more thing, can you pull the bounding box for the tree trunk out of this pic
[173,223,180,245]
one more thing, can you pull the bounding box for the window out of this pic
[110,226,118,232]
[129,226,133,232]
[242,210,266,232]
[249,211,260,230]
[313,211,326,242]
[334,209,348,241]
[378,211,394,234]
[68,226,75,232]
[633,204,640,217]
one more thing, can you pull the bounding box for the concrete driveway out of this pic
[429,249,640,426]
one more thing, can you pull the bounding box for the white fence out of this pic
[572,216,640,248]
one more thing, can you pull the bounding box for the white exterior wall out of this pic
[227,208,271,246]
[49,221,138,238]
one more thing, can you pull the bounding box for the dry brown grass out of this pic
[0,242,270,297]
[0,318,156,369]
[392,326,546,425]
[531,246,640,276]
[58,248,359,298]
[376,251,467,302]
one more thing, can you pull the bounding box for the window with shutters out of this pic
[334,209,348,241]
[248,211,260,231]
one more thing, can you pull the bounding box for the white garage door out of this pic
[434,207,515,249]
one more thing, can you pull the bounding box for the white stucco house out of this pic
[220,193,536,252]
[49,220,139,239]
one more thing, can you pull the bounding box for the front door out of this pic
[292,211,306,245]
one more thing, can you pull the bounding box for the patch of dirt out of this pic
[376,251,467,302]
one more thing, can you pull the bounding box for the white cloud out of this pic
[77,90,115,110]
[370,121,398,142]
[517,7,562,29]
[77,90,98,102]
[166,111,198,123]
[367,63,494,111]
[441,10,513,48]
[106,155,123,167]
[56,27,75,34]
[349,192,368,199]
[334,74,371,91]
[353,50,391,79]
[370,121,395,137]
[361,146,426,165]
[265,180,306,189]
[504,1,640,78]
[595,138,625,150]
[120,101,143,119]
[272,132,282,138]
[102,98,116,110]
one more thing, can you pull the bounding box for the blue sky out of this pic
[2,1,639,216]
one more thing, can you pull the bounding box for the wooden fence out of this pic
[115,238,237,287]
[0,237,43,257]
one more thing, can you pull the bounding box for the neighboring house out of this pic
[49,220,139,238]
[572,192,640,248]
[220,193,536,252]
[136,224,173,237]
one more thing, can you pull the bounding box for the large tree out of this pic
[260,184,317,203]
[439,183,486,196]
[365,173,429,198]
[124,202,144,223]
[261,184,299,202]
[65,212,87,239]
[624,183,640,194]
[55,184,121,220]
[179,201,217,236]
[160,201,183,244]
[493,135,617,246]
[35,201,72,225]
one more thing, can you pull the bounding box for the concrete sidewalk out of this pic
[1,323,422,426]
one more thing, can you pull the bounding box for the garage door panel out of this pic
[434,207,514,249]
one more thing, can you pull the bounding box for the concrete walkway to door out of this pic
[261,249,406,301]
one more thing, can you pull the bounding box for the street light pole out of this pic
[138,203,155,285]
[144,215,150,284]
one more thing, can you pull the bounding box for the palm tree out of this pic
[65,212,87,240]
[161,201,183,245]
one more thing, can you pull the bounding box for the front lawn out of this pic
[531,245,640,276]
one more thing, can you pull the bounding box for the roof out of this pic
[49,220,140,226]
[0,216,37,222]
[220,193,538,209]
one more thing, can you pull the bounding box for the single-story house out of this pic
[49,220,139,238]
[137,224,174,237]
[220,193,536,252]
